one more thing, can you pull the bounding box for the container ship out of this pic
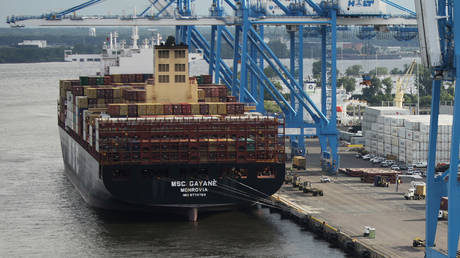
[58,40,286,220]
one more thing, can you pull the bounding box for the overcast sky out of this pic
[0,0,415,27]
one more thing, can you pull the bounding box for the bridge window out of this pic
[158,64,169,72]
[159,75,169,83]
[175,63,185,72]
[175,75,186,83]
[159,50,169,58]
[174,50,185,58]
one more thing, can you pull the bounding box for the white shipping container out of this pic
[384,125,391,135]
[413,131,421,142]
[371,140,378,147]
[399,139,406,147]
[392,146,398,155]
[391,127,399,136]
[420,123,430,133]
[384,143,391,152]
[391,136,398,146]
[400,154,406,162]
[398,128,406,138]
[406,130,413,140]
[384,135,392,144]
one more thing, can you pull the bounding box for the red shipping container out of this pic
[218,86,227,97]
[103,76,112,85]
[136,90,146,101]
[235,103,244,114]
[107,104,120,116]
[211,87,219,97]
[121,74,130,83]
[441,197,448,211]
[204,88,212,97]
[173,104,182,115]
[199,103,209,115]
[163,104,173,115]
[181,104,191,115]
[70,80,80,86]
[226,103,235,114]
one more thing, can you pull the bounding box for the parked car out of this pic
[391,164,400,170]
[399,164,408,170]
[320,176,331,183]
[381,162,391,167]
[362,154,371,160]
[355,153,362,159]
[415,161,428,168]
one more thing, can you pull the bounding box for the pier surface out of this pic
[277,139,449,257]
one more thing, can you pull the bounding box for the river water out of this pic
[0,62,346,257]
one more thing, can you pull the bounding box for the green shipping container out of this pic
[80,76,89,86]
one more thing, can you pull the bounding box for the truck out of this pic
[404,182,426,200]
[292,156,306,170]
[301,181,324,196]
[374,175,389,187]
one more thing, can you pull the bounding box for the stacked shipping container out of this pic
[58,73,284,165]
[363,107,455,164]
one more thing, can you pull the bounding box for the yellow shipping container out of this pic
[60,80,71,88]
[205,97,213,102]
[112,74,122,83]
[191,103,200,115]
[137,103,148,115]
[217,103,227,115]
[211,97,219,102]
[76,96,88,108]
[113,88,122,98]
[84,88,97,98]
[153,104,164,115]
[198,89,205,100]
[113,98,123,104]
[119,104,128,116]
[97,98,105,105]
[209,103,218,115]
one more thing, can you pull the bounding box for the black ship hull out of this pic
[59,127,285,217]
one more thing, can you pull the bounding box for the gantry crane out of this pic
[414,0,460,257]
[394,59,417,108]
[6,0,417,176]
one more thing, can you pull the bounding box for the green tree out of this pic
[345,65,363,77]
[390,67,402,75]
[368,67,389,76]
[415,64,432,96]
[382,77,393,96]
[267,40,288,58]
[264,66,277,78]
[420,95,432,107]
[337,76,356,93]
[312,60,322,80]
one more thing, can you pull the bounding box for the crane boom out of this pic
[394,60,416,108]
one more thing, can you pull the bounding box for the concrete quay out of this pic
[272,139,449,257]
